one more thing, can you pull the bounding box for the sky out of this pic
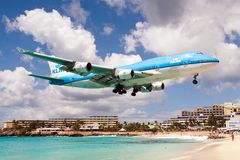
[0,0,240,123]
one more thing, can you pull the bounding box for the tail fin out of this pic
[48,61,67,77]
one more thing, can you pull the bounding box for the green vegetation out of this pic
[1,115,227,134]
[123,122,149,132]
[207,114,226,130]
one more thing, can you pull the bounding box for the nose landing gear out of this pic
[192,74,199,85]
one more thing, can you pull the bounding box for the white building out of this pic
[36,128,62,132]
[226,113,240,131]
[161,121,172,128]
[79,122,100,131]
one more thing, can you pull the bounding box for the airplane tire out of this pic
[192,79,198,84]
[161,83,165,90]
[118,90,123,95]
[113,89,118,93]
[131,92,136,96]
[122,90,127,94]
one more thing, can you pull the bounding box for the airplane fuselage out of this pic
[51,52,219,89]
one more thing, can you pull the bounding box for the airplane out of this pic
[17,47,219,96]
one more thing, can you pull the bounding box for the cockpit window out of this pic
[197,52,204,55]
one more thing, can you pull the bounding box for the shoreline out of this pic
[0,130,227,139]
[189,135,239,160]
[170,134,239,160]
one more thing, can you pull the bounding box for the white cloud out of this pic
[119,108,147,118]
[6,8,100,63]
[124,0,240,90]
[103,0,126,9]
[0,67,35,108]
[62,0,89,26]
[133,0,187,26]
[2,15,16,32]
[104,53,141,67]
[102,25,114,35]
[123,34,137,53]
[102,0,126,14]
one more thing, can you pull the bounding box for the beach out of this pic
[189,134,239,160]
[171,134,239,160]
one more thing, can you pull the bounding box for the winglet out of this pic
[16,47,28,53]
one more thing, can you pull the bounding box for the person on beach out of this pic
[231,132,234,141]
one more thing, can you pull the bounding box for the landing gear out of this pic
[161,83,165,90]
[112,88,118,93]
[122,90,127,94]
[131,88,139,96]
[192,79,198,84]
[192,74,199,85]
[118,89,127,95]
[131,92,136,96]
[112,84,127,95]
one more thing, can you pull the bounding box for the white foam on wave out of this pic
[151,135,208,142]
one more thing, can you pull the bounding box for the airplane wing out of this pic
[17,47,76,68]
[17,47,153,87]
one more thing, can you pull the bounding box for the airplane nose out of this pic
[205,54,219,63]
[202,54,219,67]
[212,57,219,63]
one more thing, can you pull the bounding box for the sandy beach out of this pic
[174,134,240,160]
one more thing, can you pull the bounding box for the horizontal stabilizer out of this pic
[29,74,64,82]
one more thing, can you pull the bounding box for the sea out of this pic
[0,136,208,160]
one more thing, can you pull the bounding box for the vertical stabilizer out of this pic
[48,61,67,77]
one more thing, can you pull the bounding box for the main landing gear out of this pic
[131,88,139,96]
[112,84,127,95]
[161,83,165,90]
[192,74,199,85]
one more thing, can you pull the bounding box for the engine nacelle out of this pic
[115,69,134,80]
[140,82,164,92]
[73,62,92,73]
[139,86,151,93]
[151,82,164,91]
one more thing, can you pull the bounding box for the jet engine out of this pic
[151,82,165,91]
[140,82,165,92]
[72,62,92,73]
[115,69,134,80]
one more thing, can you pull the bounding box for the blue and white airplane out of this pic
[17,48,219,96]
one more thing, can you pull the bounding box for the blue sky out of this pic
[0,0,240,122]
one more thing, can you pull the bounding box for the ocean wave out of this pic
[151,135,208,142]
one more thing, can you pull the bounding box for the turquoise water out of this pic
[0,136,204,160]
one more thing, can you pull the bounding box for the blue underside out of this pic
[51,52,219,85]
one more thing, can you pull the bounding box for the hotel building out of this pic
[3,116,118,129]
[226,112,240,130]
[223,103,240,115]
[162,103,240,127]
